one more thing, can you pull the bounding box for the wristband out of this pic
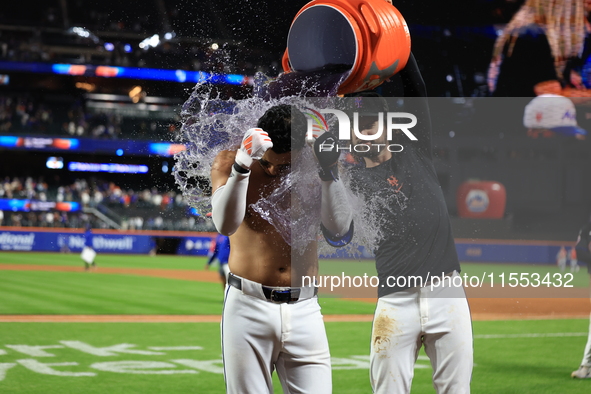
[235,149,253,170]
[318,166,339,182]
[233,162,250,174]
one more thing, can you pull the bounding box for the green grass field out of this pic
[0,252,590,393]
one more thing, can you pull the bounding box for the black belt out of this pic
[228,273,317,304]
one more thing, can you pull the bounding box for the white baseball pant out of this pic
[221,278,332,394]
[370,272,473,394]
[581,311,591,367]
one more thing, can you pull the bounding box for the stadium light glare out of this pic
[67,27,100,44]
[139,34,160,49]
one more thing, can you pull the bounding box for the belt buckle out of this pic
[270,288,300,304]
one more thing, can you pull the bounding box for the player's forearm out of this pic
[399,52,433,154]
[211,165,250,236]
[320,179,353,238]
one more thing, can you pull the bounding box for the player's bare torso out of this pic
[211,150,317,287]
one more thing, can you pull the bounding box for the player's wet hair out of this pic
[257,104,306,154]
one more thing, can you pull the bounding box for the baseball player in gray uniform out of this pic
[210,104,353,393]
[346,53,473,393]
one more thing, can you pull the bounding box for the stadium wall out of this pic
[0,227,575,265]
[0,227,214,256]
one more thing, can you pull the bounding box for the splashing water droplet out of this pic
[174,69,387,257]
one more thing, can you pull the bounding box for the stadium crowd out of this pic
[0,176,214,232]
[0,93,177,140]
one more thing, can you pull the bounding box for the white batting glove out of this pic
[234,128,273,170]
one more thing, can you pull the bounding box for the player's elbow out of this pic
[213,220,239,237]
[323,208,354,237]
[323,216,353,238]
[211,207,240,236]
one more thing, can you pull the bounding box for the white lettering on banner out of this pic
[0,232,35,250]
[5,345,63,357]
[91,236,134,251]
[184,239,211,252]
[23,138,53,149]
[68,236,85,249]
[172,359,224,374]
[0,363,16,382]
[17,359,95,377]
[60,341,164,356]
[90,361,197,375]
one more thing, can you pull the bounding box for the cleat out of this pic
[571,366,591,379]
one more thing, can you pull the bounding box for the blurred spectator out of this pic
[489,0,591,98]
[0,26,277,76]
[0,175,213,231]
[0,93,177,141]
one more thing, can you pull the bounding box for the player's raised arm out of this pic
[313,131,354,246]
[398,52,433,157]
[210,128,273,235]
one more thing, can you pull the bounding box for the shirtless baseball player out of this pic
[346,54,473,393]
[210,104,353,393]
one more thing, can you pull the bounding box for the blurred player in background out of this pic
[210,104,353,393]
[572,215,591,378]
[569,246,580,272]
[204,232,230,288]
[557,245,568,272]
[346,53,473,393]
[81,224,96,271]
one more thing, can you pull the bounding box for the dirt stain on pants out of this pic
[372,309,397,358]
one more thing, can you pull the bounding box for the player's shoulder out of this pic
[212,150,237,172]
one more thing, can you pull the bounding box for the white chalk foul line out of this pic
[475,332,588,339]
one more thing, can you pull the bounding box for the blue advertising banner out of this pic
[0,229,213,255]
[0,228,572,264]
[454,241,570,265]
[175,236,214,256]
[0,136,186,157]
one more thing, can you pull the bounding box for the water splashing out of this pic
[174,71,385,257]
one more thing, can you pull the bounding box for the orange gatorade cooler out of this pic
[456,180,507,219]
[282,0,411,95]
